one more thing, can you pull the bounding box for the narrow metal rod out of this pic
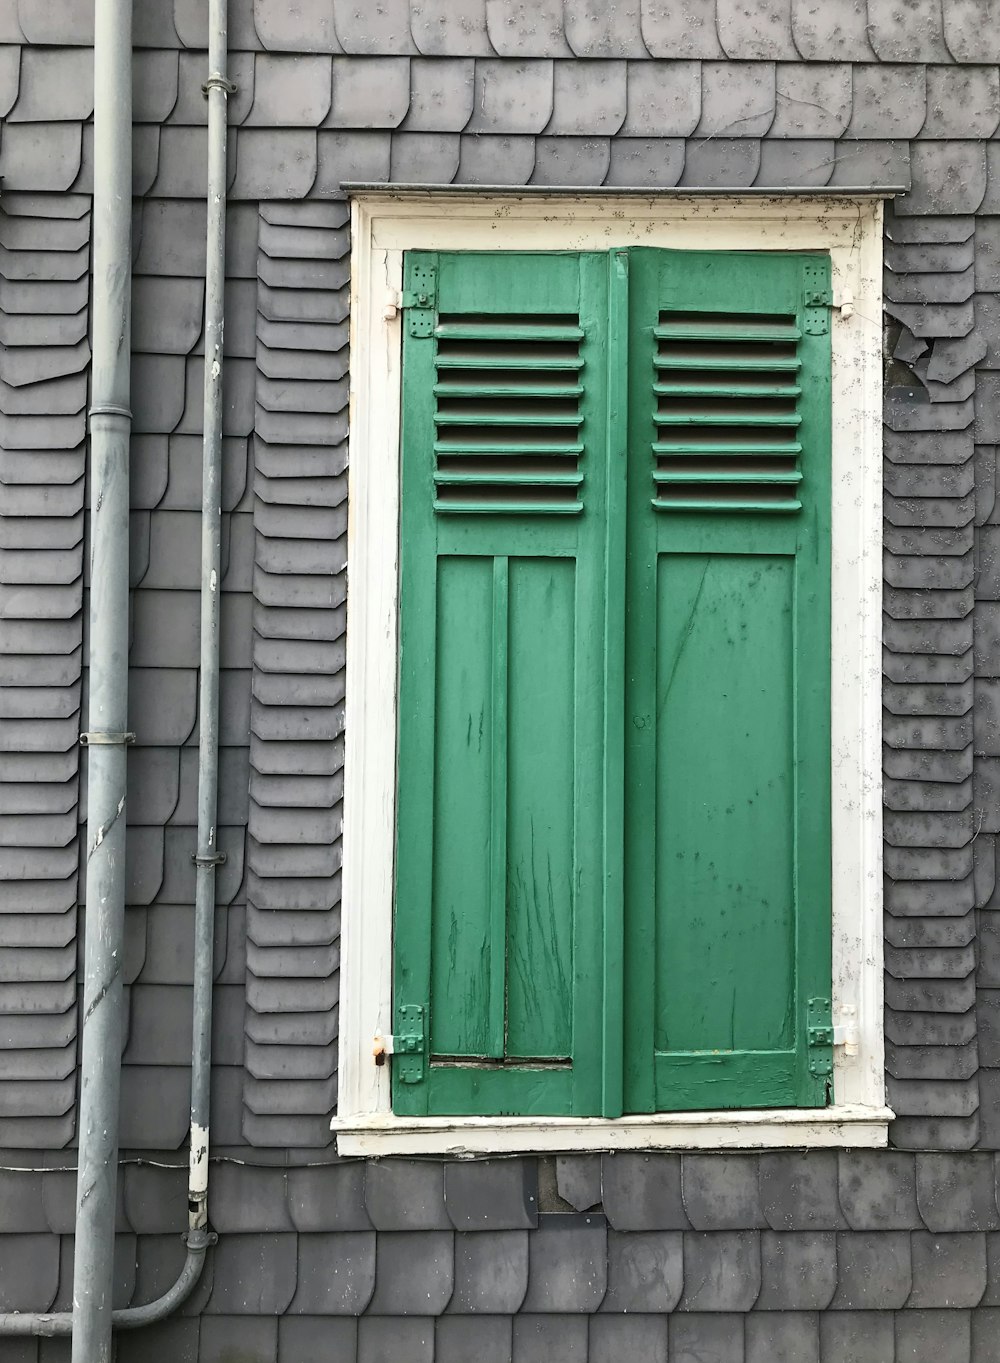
[189,0,230,1234]
[70,0,133,1355]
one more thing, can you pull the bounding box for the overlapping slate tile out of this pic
[563,1,645,59]
[244,200,345,1145]
[790,0,876,60]
[0,192,89,1149]
[640,0,724,59]
[410,0,492,57]
[600,1230,682,1313]
[882,210,989,1149]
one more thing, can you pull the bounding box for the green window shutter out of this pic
[393,246,833,1119]
[623,249,833,1111]
[393,251,622,1117]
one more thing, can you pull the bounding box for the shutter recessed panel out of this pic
[653,312,804,513]
[433,314,585,515]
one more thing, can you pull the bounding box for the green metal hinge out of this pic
[807,996,833,1076]
[394,1004,427,1084]
[401,261,437,338]
[803,262,831,336]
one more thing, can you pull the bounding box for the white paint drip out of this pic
[189,1122,210,1195]
[210,569,217,593]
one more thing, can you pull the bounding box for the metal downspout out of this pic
[0,0,231,1341]
[69,0,135,1354]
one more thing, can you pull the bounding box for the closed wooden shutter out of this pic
[393,251,616,1117]
[393,246,832,1118]
[623,249,833,1111]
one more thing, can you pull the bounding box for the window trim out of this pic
[335,193,890,1156]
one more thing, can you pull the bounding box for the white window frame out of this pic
[334,192,891,1157]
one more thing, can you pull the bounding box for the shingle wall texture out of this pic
[3,0,1000,1357]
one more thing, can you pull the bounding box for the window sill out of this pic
[332,1104,894,1157]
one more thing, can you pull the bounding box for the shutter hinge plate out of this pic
[807,996,833,1076]
[394,1004,427,1084]
[803,263,831,336]
[401,262,437,338]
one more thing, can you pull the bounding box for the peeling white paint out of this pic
[210,569,217,593]
[334,1106,894,1157]
[189,1122,210,1196]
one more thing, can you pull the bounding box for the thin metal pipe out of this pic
[70,0,134,1354]
[0,0,232,1343]
[0,1233,212,1337]
[188,0,231,1235]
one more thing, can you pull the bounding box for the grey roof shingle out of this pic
[467,59,553,134]
[590,1315,667,1363]
[717,0,797,59]
[604,136,685,188]
[511,1314,587,1363]
[601,1154,689,1231]
[531,136,610,186]
[619,60,700,137]
[695,62,775,138]
[639,0,724,59]
[450,1230,529,1314]
[769,64,852,138]
[484,0,571,58]
[436,1316,512,1363]
[600,1230,682,1312]
[745,1314,820,1363]
[676,1232,761,1312]
[246,54,333,127]
[520,1215,607,1313]
[546,60,625,136]
[680,1155,767,1232]
[290,1232,377,1314]
[7,46,92,122]
[403,57,474,131]
[410,0,492,56]
[366,1231,455,1315]
[867,0,951,61]
[444,1160,538,1232]
[562,2,645,58]
[327,55,410,128]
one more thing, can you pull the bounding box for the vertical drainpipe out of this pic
[188,0,231,1233]
[71,0,133,1358]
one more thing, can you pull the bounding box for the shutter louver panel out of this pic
[433,314,586,515]
[652,312,804,513]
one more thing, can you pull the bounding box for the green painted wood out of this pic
[601,250,629,1119]
[394,250,612,1117]
[394,247,833,1118]
[624,248,833,1112]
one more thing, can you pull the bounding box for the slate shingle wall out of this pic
[4,0,1000,1357]
[0,190,90,1150]
[4,1154,1000,1362]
